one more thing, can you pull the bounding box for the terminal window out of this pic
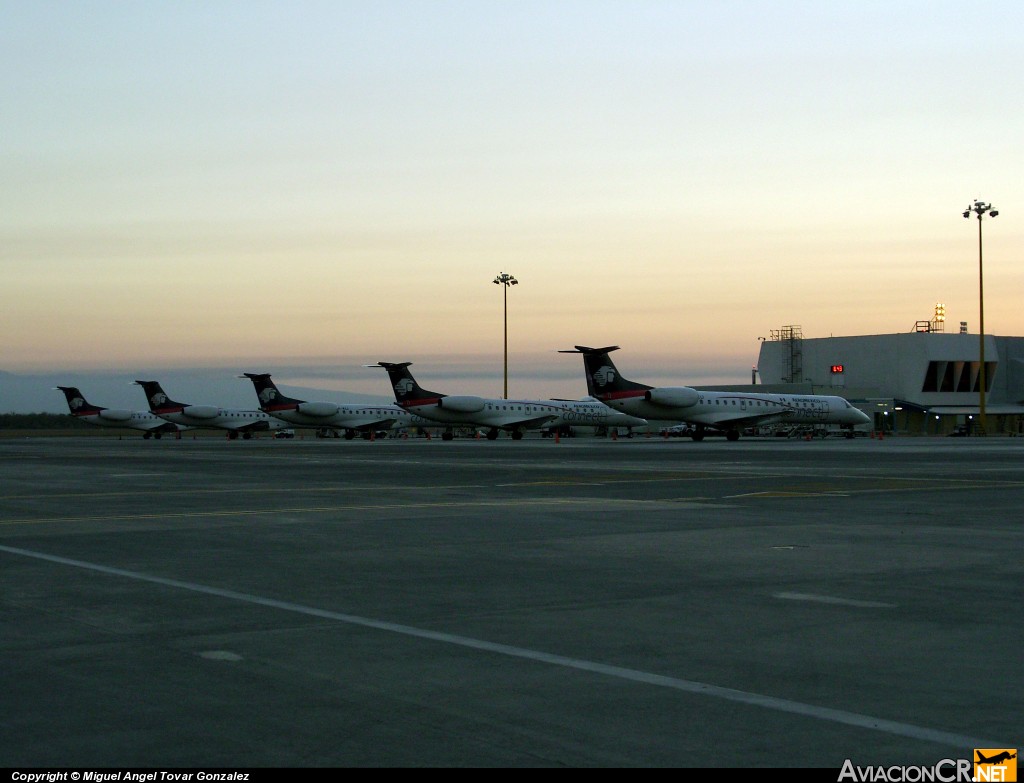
[921,361,996,393]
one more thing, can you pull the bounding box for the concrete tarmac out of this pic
[1,434,1020,768]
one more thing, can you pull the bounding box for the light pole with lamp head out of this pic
[493,272,518,399]
[963,200,998,434]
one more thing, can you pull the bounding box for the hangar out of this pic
[751,321,1024,436]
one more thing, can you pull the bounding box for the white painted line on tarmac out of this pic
[775,591,898,609]
[0,543,1002,750]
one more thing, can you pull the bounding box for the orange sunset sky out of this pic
[2,1,1020,404]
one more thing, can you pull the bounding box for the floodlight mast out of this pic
[964,200,998,434]
[492,273,518,399]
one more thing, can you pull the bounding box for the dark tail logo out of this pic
[135,380,185,413]
[370,362,443,405]
[56,386,102,415]
[560,345,651,399]
[243,372,300,411]
[592,364,618,388]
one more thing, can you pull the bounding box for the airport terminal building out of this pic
[751,323,1024,435]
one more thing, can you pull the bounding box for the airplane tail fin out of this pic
[55,386,103,415]
[242,372,303,411]
[368,362,445,404]
[134,380,186,413]
[559,345,652,398]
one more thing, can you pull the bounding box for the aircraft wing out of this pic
[716,411,791,429]
[231,419,273,433]
[353,417,399,431]
[496,413,560,430]
[151,421,187,433]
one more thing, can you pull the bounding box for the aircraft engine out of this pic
[645,387,700,408]
[182,405,220,419]
[297,401,340,418]
[97,409,133,422]
[437,395,486,413]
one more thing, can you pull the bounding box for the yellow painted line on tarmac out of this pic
[0,472,756,501]
[0,497,631,528]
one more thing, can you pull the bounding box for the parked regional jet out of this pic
[134,380,291,439]
[367,361,647,440]
[560,346,870,441]
[56,386,187,439]
[241,372,434,438]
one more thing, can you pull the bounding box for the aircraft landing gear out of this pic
[486,429,499,440]
[511,430,524,440]
[726,429,740,442]
[442,430,455,441]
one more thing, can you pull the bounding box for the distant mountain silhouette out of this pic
[0,369,392,414]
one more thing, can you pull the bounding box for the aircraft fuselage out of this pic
[152,407,291,434]
[398,396,646,433]
[598,389,869,429]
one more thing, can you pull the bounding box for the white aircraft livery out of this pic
[561,345,871,441]
[368,361,647,440]
[134,380,291,439]
[241,372,434,438]
[56,386,187,438]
